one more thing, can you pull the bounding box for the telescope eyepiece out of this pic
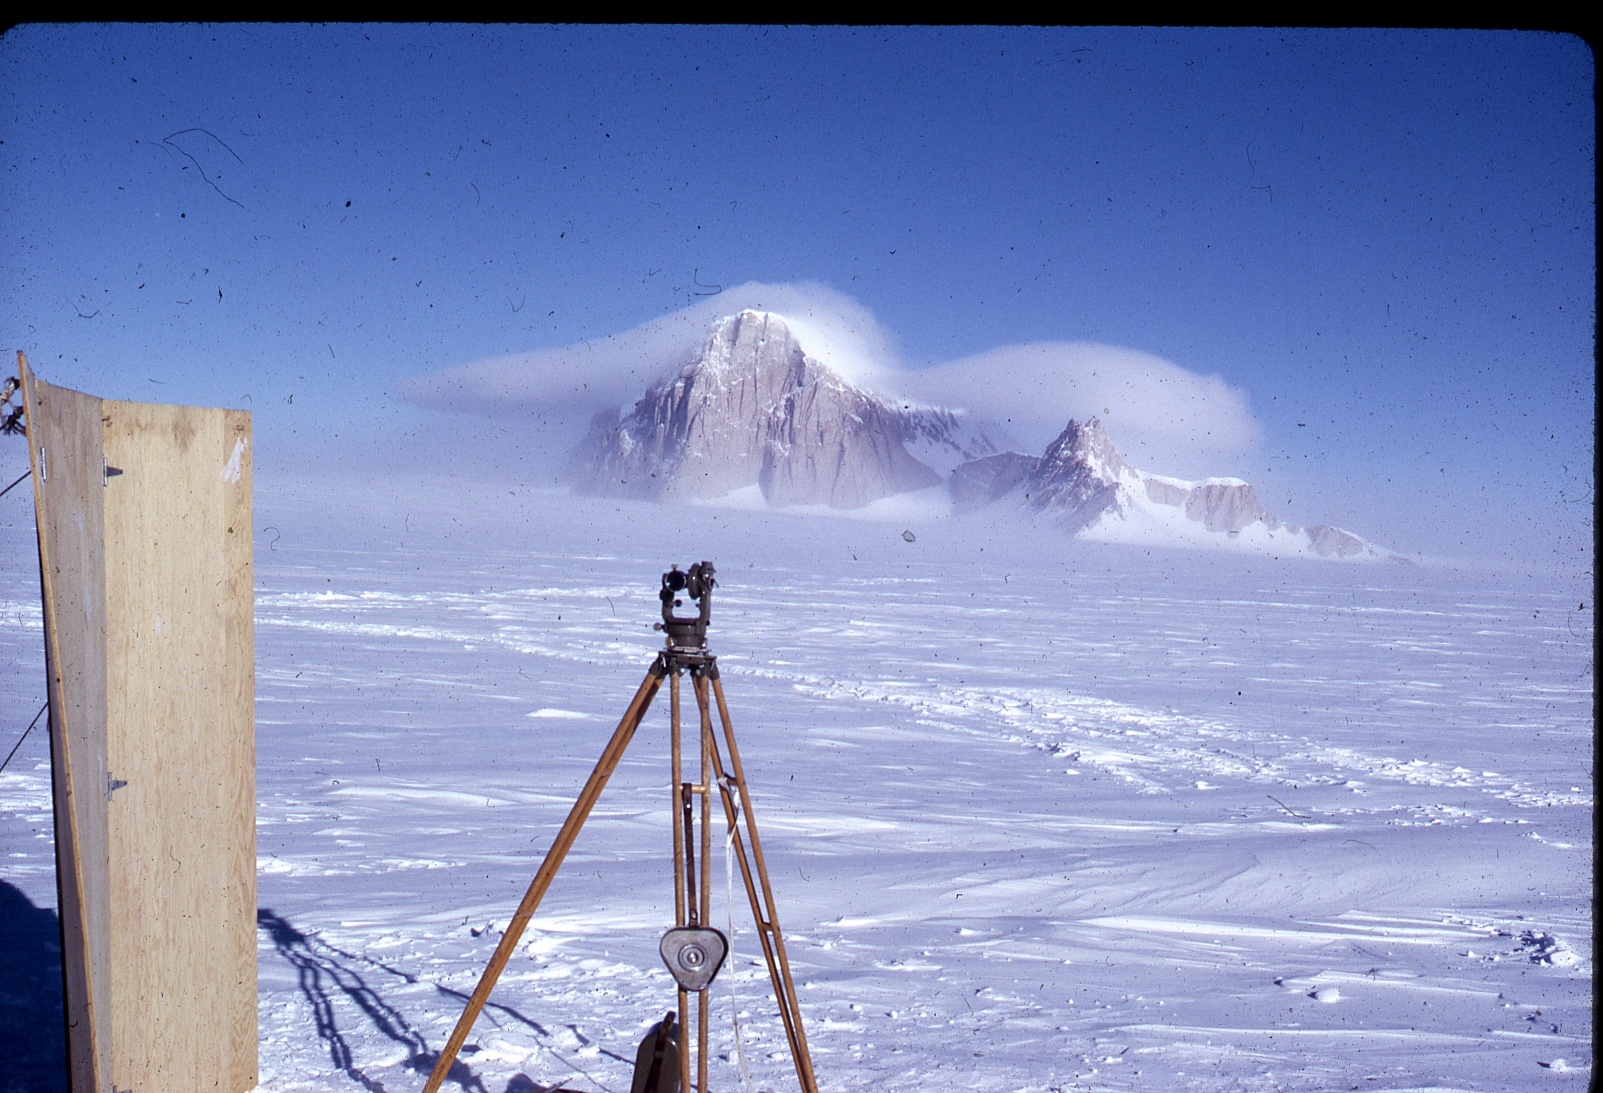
[659,561,716,649]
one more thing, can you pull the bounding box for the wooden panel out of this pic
[21,357,112,1093]
[101,400,256,1092]
[23,359,257,1092]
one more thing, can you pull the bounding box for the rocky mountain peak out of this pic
[1041,417,1128,482]
[568,310,941,508]
[563,312,1388,560]
[1024,418,1132,531]
[696,309,809,386]
[949,417,1390,560]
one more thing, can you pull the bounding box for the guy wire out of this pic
[0,702,47,775]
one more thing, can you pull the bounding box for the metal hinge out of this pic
[108,774,128,797]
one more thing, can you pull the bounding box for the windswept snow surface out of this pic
[0,478,1591,1092]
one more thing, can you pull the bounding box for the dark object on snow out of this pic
[631,1011,680,1093]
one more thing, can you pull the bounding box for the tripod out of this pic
[423,563,819,1093]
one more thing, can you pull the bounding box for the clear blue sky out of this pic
[1,25,1592,569]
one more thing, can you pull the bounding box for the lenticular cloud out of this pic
[890,341,1263,466]
[400,283,1261,467]
[399,281,899,425]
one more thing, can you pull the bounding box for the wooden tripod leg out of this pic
[670,670,691,1093]
[706,759,792,1061]
[694,677,789,1060]
[422,658,667,1093]
[696,672,714,1093]
[701,673,821,1093]
[706,745,801,1083]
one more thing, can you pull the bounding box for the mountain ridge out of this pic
[567,309,1394,561]
[953,418,1390,560]
[569,309,1001,508]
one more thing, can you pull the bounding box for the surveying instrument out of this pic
[423,562,820,1093]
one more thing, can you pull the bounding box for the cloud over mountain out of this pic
[399,282,1261,470]
[890,342,1262,471]
[399,281,899,427]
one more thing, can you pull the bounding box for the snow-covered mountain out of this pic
[568,309,1003,508]
[952,418,1396,560]
[568,309,1394,560]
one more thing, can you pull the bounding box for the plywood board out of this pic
[21,358,112,1093]
[102,400,256,1092]
[22,355,256,1093]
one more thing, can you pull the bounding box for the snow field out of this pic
[0,475,1591,1092]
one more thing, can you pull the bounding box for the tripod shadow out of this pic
[0,879,66,1091]
[259,909,626,1093]
[260,907,487,1092]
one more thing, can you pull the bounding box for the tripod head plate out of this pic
[659,925,728,992]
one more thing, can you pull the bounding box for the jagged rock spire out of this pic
[947,417,1387,559]
[1025,419,1129,532]
[569,310,940,508]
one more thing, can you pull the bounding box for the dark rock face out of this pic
[1023,419,1128,531]
[569,311,798,501]
[947,417,1384,558]
[949,452,1041,513]
[1307,524,1367,557]
[1143,477,1191,506]
[570,311,940,508]
[1184,481,1266,533]
[947,418,1128,531]
[758,369,941,507]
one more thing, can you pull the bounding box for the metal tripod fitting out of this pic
[423,564,819,1093]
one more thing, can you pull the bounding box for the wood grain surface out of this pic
[22,358,111,1093]
[102,400,256,1092]
[24,355,256,1093]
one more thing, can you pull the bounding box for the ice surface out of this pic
[0,475,1591,1092]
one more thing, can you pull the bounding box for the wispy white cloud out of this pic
[400,283,1261,471]
[891,342,1262,469]
[399,281,898,427]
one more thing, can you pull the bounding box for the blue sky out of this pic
[1,25,1592,568]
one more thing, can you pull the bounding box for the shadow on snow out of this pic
[260,908,625,1093]
[0,878,66,1092]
